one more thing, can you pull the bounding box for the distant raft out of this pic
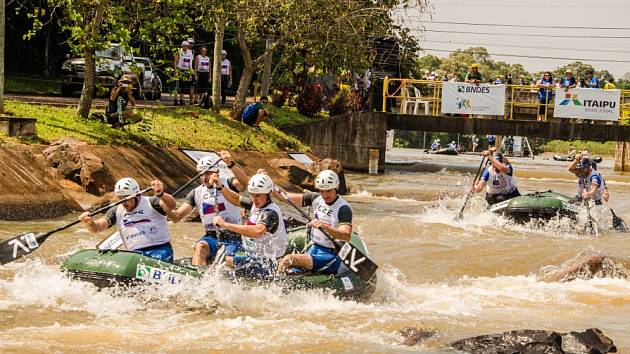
[61,226,376,300]
[489,190,579,222]
[553,155,602,163]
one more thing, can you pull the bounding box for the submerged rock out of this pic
[270,157,347,194]
[399,327,437,346]
[540,253,629,282]
[450,328,616,354]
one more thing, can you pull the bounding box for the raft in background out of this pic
[553,155,603,163]
[61,226,376,300]
[489,190,579,222]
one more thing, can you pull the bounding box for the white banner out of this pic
[441,82,505,115]
[553,88,621,121]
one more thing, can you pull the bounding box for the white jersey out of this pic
[196,55,210,72]
[243,201,287,259]
[581,170,605,202]
[220,58,231,75]
[484,165,517,195]
[177,49,194,70]
[115,196,170,251]
[311,195,351,249]
[193,179,242,232]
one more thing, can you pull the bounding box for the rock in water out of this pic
[541,254,629,282]
[399,327,436,346]
[450,328,616,354]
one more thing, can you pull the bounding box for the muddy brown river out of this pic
[1,148,629,353]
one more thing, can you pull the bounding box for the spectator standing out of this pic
[465,64,483,85]
[173,40,194,106]
[220,50,232,105]
[507,136,514,156]
[195,46,212,105]
[472,135,480,152]
[586,71,600,88]
[559,69,577,89]
[536,71,554,121]
[487,134,496,148]
[494,76,503,85]
[604,78,616,90]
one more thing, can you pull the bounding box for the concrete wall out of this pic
[281,112,388,172]
[615,142,630,172]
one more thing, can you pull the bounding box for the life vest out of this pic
[485,165,517,195]
[177,49,194,70]
[193,178,242,233]
[243,201,287,259]
[580,171,605,202]
[115,196,170,251]
[197,55,210,72]
[310,195,351,249]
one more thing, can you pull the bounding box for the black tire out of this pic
[61,84,73,96]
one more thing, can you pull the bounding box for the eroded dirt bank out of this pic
[0,140,329,220]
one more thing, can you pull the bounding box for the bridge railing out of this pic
[382,77,630,124]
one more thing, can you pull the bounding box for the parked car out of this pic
[133,57,162,100]
[61,44,137,96]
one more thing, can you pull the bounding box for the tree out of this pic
[415,54,441,78]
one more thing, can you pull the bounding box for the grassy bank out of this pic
[538,140,616,156]
[5,76,61,95]
[2,100,310,152]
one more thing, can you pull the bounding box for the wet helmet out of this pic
[315,170,340,190]
[577,157,591,170]
[493,152,504,163]
[197,155,220,172]
[247,174,273,194]
[114,177,140,197]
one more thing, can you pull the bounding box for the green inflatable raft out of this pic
[488,190,579,222]
[61,226,376,300]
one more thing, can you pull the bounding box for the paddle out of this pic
[454,156,486,221]
[274,187,378,282]
[96,157,224,250]
[610,207,628,232]
[0,187,152,265]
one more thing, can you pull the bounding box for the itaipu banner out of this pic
[553,88,621,121]
[441,82,505,115]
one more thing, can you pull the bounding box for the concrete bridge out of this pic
[281,112,630,172]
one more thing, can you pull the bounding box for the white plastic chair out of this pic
[412,87,430,115]
[401,87,430,115]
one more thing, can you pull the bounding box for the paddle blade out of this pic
[611,209,628,232]
[338,242,378,282]
[0,232,46,265]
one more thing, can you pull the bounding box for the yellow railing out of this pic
[382,77,630,123]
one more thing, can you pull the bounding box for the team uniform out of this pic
[577,171,605,205]
[302,192,352,274]
[184,177,242,262]
[195,55,211,94]
[220,58,231,104]
[104,196,173,263]
[176,49,194,93]
[232,197,287,279]
[480,164,521,205]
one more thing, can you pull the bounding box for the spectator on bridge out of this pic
[487,134,496,148]
[604,78,616,90]
[536,71,554,121]
[465,64,483,85]
[494,76,503,85]
[577,76,586,88]
[586,71,600,88]
[448,72,459,82]
[559,69,576,90]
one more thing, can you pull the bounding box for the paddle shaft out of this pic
[455,156,486,220]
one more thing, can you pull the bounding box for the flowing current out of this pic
[1,149,630,353]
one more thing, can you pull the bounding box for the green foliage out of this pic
[538,140,616,156]
[5,76,61,95]
[2,101,309,152]
[266,105,321,127]
[393,137,409,148]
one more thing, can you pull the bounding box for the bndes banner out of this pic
[441,82,505,115]
[553,88,621,121]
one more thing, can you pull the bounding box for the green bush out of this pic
[538,140,616,156]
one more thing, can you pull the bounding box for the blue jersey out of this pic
[560,77,576,87]
[242,102,263,119]
[538,78,554,102]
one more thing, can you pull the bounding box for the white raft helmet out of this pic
[247,174,273,194]
[197,155,221,173]
[315,170,339,190]
[114,177,140,197]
